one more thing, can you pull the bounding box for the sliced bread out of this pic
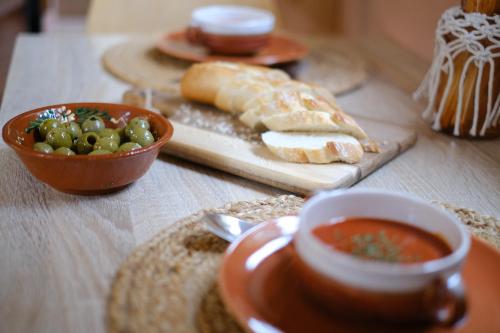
[239,90,307,129]
[261,131,363,164]
[261,110,341,132]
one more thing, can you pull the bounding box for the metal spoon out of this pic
[202,213,255,242]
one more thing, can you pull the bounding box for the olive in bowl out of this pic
[2,103,173,194]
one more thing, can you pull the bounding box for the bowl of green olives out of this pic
[2,103,173,194]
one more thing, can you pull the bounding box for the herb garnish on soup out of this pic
[312,217,452,263]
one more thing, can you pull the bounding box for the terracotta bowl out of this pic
[202,32,270,55]
[2,102,173,195]
[186,26,270,54]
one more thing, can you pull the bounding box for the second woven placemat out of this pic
[102,37,367,95]
[107,195,499,333]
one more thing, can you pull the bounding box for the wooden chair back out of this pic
[86,0,281,34]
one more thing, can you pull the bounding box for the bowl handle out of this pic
[434,273,467,327]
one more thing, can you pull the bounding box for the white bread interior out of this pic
[261,131,364,164]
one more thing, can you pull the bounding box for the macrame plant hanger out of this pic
[414,0,500,138]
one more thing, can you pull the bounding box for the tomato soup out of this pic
[312,217,452,263]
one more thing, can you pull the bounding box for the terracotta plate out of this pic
[155,31,309,65]
[219,217,500,333]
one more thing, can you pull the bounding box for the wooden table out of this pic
[0,34,498,333]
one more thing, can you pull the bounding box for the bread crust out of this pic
[330,111,367,140]
[215,80,274,113]
[180,62,288,105]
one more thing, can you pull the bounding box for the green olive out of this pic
[94,137,118,152]
[128,116,150,130]
[124,118,150,139]
[33,142,54,153]
[98,128,121,144]
[89,149,112,155]
[39,119,62,140]
[76,132,99,154]
[65,122,82,139]
[117,142,142,152]
[53,147,75,156]
[129,127,155,147]
[81,116,105,133]
[46,128,73,149]
[124,124,136,138]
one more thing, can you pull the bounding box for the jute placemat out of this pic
[103,38,188,92]
[102,37,367,95]
[107,195,499,333]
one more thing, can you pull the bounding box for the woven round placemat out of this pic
[107,195,499,333]
[103,38,189,92]
[102,38,367,95]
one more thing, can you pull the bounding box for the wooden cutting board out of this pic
[123,89,417,195]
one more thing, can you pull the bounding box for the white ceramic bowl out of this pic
[294,189,470,324]
[296,189,470,291]
[190,5,275,35]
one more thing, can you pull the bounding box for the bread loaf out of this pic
[214,80,274,114]
[180,61,373,164]
[181,62,367,139]
[180,62,289,105]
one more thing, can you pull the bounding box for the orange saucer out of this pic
[219,217,500,333]
[155,31,308,65]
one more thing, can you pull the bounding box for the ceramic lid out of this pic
[190,5,275,35]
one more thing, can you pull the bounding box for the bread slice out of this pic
[329,111,368,140]
[272,82,367,139]
[275,80,340,112]
[261,111,341,132]
[261,131,363,164]
[239,89,306,129]
[239,84,367,139]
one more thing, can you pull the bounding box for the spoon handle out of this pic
[204,219,237,242]
[203,213,255,242]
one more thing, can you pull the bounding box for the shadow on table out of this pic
[156,153,287,196]
[0,147,287,209]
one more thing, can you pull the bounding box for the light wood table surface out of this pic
[0,34,499,333]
